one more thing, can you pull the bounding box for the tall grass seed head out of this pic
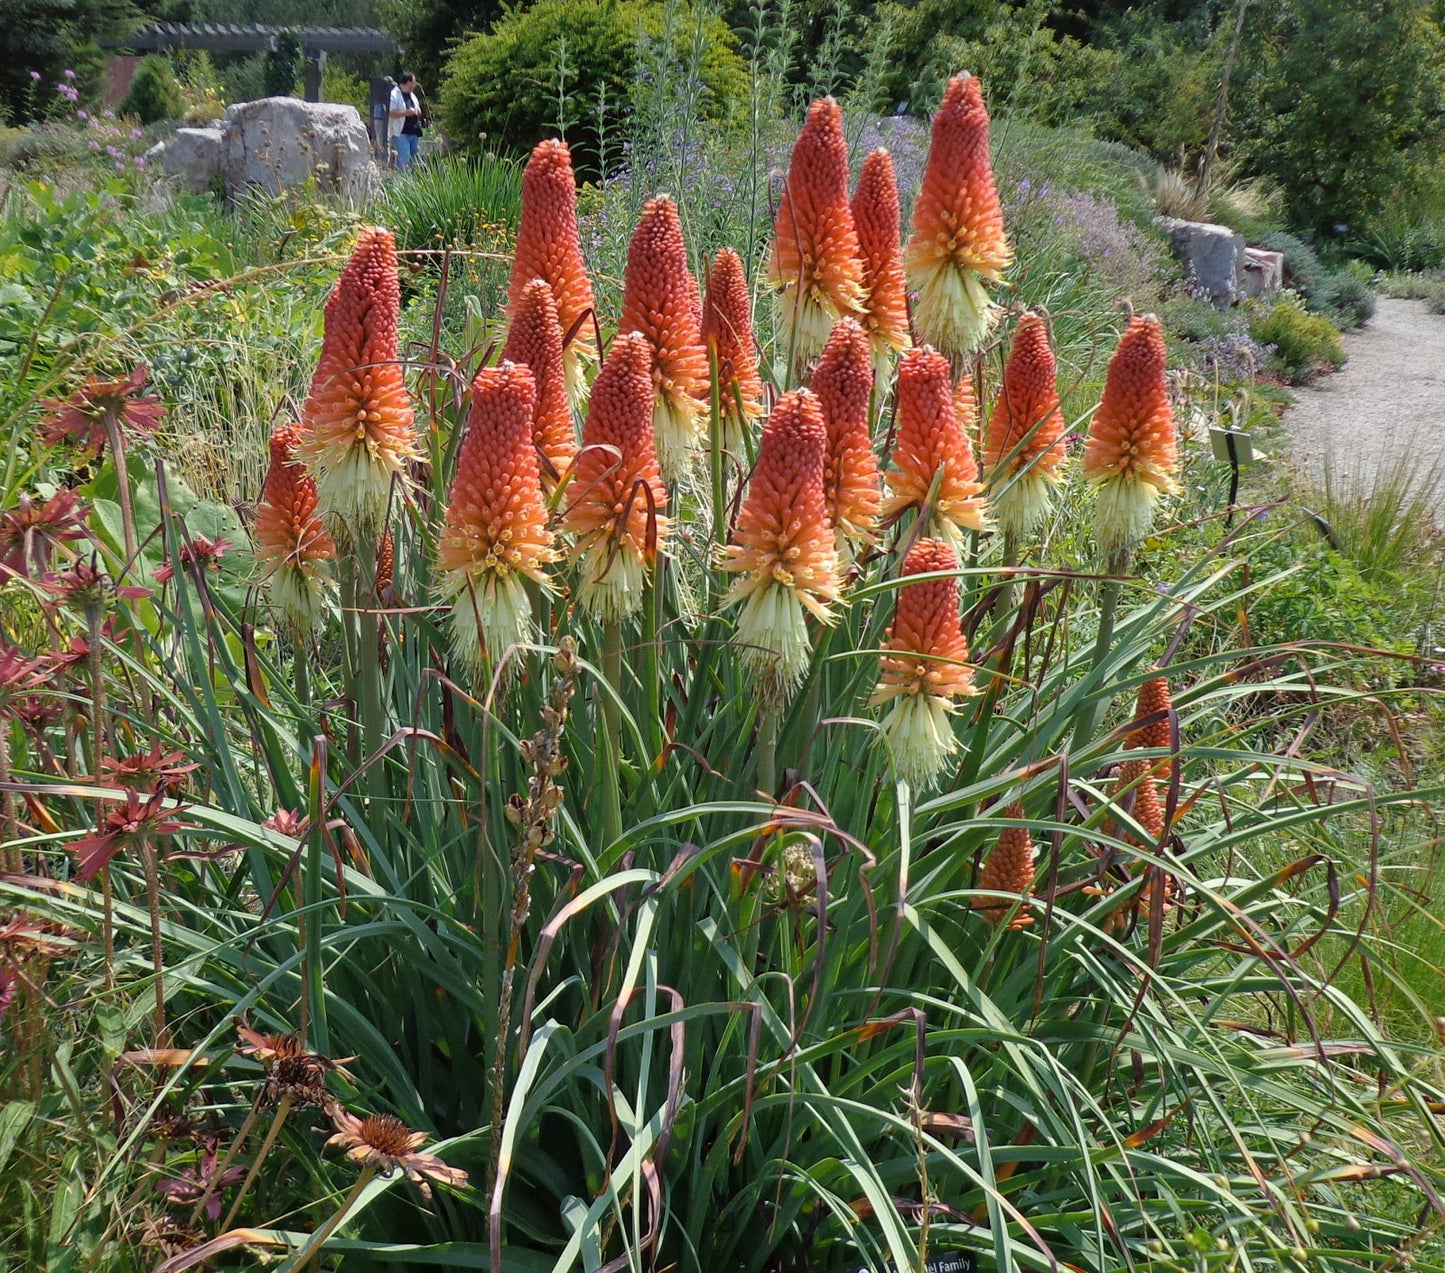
[502,277,578,490]
[438,361,556,681]
[702,247,764,453]
[904,75,1012,361]
[1082,314,1178,552]
[811,317,880,557]
[985,311,1067,538]
[871,537,974,788]
[883,346,991,544]
[769,97,868,366]
[722,388,841,700]
[851,148,913,375]
[619,196,709,485]
[510,138,597,406]
[296,228,418,540]
[563,332,669,624]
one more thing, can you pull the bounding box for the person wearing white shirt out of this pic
[388,73,425,171]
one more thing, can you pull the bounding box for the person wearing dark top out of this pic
[388,73,425,171]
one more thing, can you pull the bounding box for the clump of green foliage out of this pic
[118,54,183,125]
[1249,295,1347,382]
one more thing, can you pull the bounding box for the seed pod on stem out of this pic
[869,537,975,788]
[904,75,1012,361]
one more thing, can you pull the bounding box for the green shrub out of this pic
[1249,295,1347,382]
[118,54,183,125]
[1427,286,1445,314]
[440,0,745,176]
[1317,262,1377,329]
[1374,269,1445,298]
[1353,211,1445,272]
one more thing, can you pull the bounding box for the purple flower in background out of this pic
[1018,178,1032,193]
[103,110,115,120]
[62,68,75,79]
[76,109,88,120]
[134,156,145,169]
[28,70,41,82]
[129,127,142,139]
[114,161,125,172]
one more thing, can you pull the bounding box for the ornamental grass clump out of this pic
[501,277,577,489]
[563,332,668,624]
[984,312,1067,541]
[1082,314,1179,552]
[701,247,763,454]
[437,362,556,683]
[882,346,990,545]
[811,317,880,560]
[619,196,709,485]
[904,74,1012,361]
[253,424,336,635]
[721,389,841,702]
[851,148,912,379]
[869,536,974,788]
[769,96,867,368]
[296,228,418,540]
[508,139,596,405]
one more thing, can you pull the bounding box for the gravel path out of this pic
[1285,297,1445,491]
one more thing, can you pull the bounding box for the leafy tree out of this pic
[262,29,303,95]
[377,0,501,92]
[118,51,183,120]
[1,0,136,123]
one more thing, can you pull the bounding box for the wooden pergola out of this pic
[111,23,401,102]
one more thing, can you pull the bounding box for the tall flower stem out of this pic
[356,530,385,791]
[189,1092,262,1225]
[294,1164,376,1273]
[221,1092,292,1233]
[1072,548,1130,752]
[599,621,624,850]
[0,725,19,874]
[757,706,779,799]
[141,837,167,1047]
[102,405,139,575]
[86,605,113,989]
[986,530,1022,657]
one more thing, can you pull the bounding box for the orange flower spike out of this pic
[851,148,912,377]
[811,318,879,558]
[1113,758,1165,844]
[904,75,1013,360]
[1081,315,1178,551]
[563,332,669,623]
[721,389,842,698]
[701,247,764,453]
[985,312,1067,538]
[868,536,974,787]
[502,277,577,491]
[437,362,557,682]
[619,196,710,484]
[1130,674,1174,754]
[973,804,1036,928]
[296,228,419,539]
[254,423,336,633]
[769,97,867,366]
[508,139,597,406]
[882,346,991,545]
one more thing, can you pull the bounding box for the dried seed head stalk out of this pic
[851,148,912,378]
[869,537,974,788]
[502,277,577,490]
[882,347,990,545]
[811,317,879,559]
[984,312,1067,538]
[563,333,669,623]
[296,229,418,539]
[769,97,867,366]
[619,196,709,484]
[973,804,1036,928]
[721,389,841,700]
[437,362,556,682]
[1081,315,1178,551]
[904,75,1012,360]
[701,247,764,453]
[509,139,597,406]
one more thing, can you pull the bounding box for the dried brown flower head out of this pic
[325,1108,469,1198]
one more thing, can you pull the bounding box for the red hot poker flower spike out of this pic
[721,389,841,700]
[502,277,577,490]
[508,139,597,407]
[296,228,418,538]
[769,97,867,367]
[811,318,879,559]
[973,804,1036,928]
[851,148,912,378]
[904,75,1013,360]
[437,362,556,682]
[563,332,669,623]
[869,536,974,787]
[984,312,1067,538]
[1081,315,1178,551]
[254,423,336,634]
[701,247,764,455]
[882,347,990,544]
[619,196,709,485]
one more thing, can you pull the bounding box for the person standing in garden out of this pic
[388,73,425,171]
